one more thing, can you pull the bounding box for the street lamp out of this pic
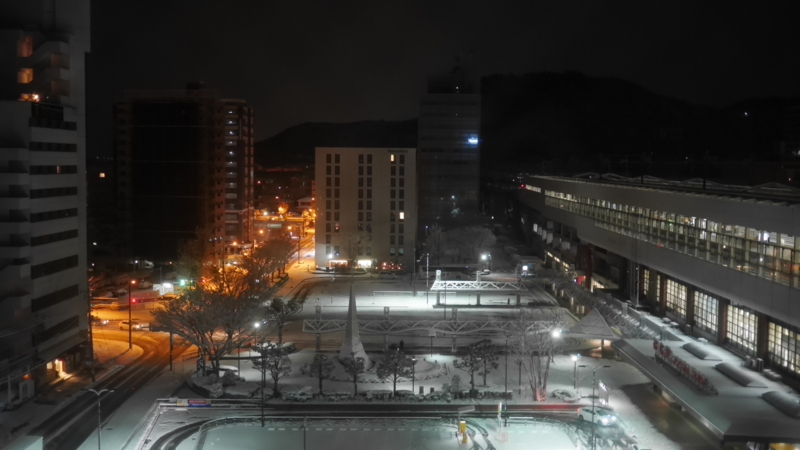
[571,354,581,389]
[411,357,417,394]
[84,388,114,450]
[578,364,611,450]
[128,280,136,350]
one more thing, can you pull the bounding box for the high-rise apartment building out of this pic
[314,148,417,271]
[114,85,254,262]
[0,0,90,400]
[417,64,481,230]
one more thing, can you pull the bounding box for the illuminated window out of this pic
[693,291,719,335]
[99,173,106,178]
[727,304,757,356]
[768,321,800,376]
[390,154,396,163]
[399,212,405,221]
[665,279,687,319]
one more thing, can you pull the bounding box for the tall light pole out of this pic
[504,338,509,396]
[411,357,417,394]
[84,388,114,450]
[128,280,136,350]
[579,364,610,450]
[571,354,581,389]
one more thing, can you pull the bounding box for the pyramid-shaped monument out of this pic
[339,284,371,366]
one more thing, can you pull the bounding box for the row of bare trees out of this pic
[152,236,302,373]
[424,224,496,265]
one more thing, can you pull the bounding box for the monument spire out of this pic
[339,283,371,367]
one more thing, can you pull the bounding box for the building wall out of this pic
[314,148,417,270]
[518,175,800,380]
[417,92,480,227]
[0,0,90,394]
[114,90,254,262]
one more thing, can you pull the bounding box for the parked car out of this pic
[552,389,580,403]
[159,293,180,301]
[577,407,618,426]
[119,320,144,331]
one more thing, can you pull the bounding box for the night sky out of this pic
[87,1,800,156]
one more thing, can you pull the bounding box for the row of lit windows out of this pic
[545,192,800,290]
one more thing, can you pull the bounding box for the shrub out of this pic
[221,370,238,387]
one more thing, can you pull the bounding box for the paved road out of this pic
[27,331,188,450]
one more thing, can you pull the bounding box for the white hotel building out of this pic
[518,174,800,384]
[0,0,90,400]
[314,148,417,271]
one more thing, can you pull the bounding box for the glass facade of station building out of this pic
[518,175,800,382]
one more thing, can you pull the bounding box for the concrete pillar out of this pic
[451,336,457,352]
[436,291,441,305]
[476,293,481,306]
[384,307,390,321]
[315,333,321,351]
[315,305,321,320]
[452,307,458,322]
[384,334,389,353]
[516,293,521,306]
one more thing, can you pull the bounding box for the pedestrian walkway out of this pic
[0,339,143,447]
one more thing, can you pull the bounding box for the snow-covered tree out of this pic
[251,343,292,398]
[308,353,335,394]
[341,353,366,396]
[376,350,414,395]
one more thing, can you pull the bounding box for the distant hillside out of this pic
[255,119,418,167]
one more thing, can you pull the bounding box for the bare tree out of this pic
[454,339,497,391]
[152,258,267,372]
[338,231,370,271]
[510,309,568,401]
[340,352,366,396]
[251,343,292,398]
[423,224,446,265]
[376,350,414,395]
[445,226,496,263]
[258,236,294,278]
[264,297,304,344]
[308,353,335,394]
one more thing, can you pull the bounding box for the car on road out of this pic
[91,315,109,326]
[119,320,145,331]
[577,407,619,426]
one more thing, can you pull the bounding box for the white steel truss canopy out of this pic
[303,319,560,336]
[429,280,524,291]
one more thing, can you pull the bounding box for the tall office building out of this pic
[314,148,417,271]
[114,85,254,262]
[0,0,90,400]
[417,62,481,231]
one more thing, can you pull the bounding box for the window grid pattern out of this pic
[665,279,687,319]
[727,305,757,356]
[693,291,719,335]
[544,191,800,289]
[768,321,800,376]
[642,269,650,299]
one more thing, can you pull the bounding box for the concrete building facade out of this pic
[518,174,800,383]
[314,148,417,271]
[0,0,91,401]
[114,85,254,263]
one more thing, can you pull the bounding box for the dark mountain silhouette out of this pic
[255,119,417,167]
[255,71,794,183]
